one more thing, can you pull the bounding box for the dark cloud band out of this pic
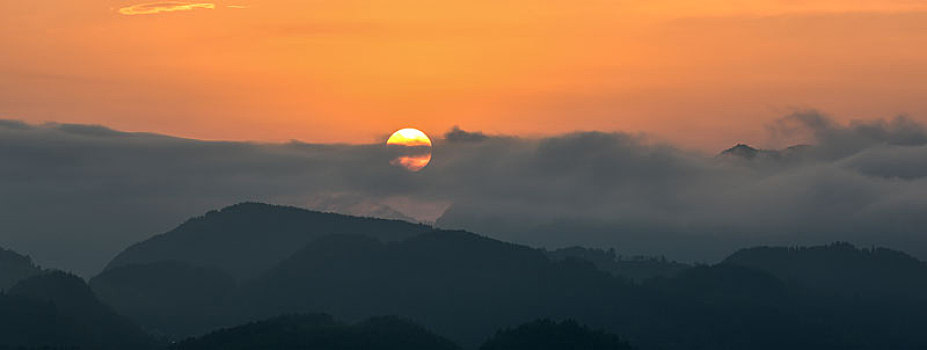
[2,112,926,276]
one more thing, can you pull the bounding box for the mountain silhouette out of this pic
[548,247,689,282]
[718,143,812,162]
[230,231,633,348]
[652,264,789,304]
[0,246,42,291]
[724,242,927,300]
[719,144,763,159]
[90,261,237,337]
[233,233,885,350]
[1,271,157,349]
[171,313,461,350]
[105,202,434,279]
[480,319,632,350]
[89,203,927,349]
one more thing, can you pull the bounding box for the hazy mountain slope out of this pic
[90,261,237,337]
[232,231,637,348]
[236,232,927,349]
[91,204,927,349]
[724,242,927,300]
[548,247,690,282]
[0,246,42,290]
[172,314,461,350]
[105,202,434,279]
[1,271,157,349]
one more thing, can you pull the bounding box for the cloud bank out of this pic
[2,112,926,275]
[436,113,927,261]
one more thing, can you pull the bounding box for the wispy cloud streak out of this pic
[118,2,216,16]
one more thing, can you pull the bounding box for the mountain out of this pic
[719,144,764,159]
[232,232,927,349]
[480,319,632,350]
[548,247,689,282]
[650,263,792,307]
[92,204,927,349]
[171,313,461,350]
[718,143,812,162]
[1,271,157,349]
[724,242,927,300]
[104,202,434,279]
[90,261,236,337]
[231,232,634,348]
[0,246,42,291]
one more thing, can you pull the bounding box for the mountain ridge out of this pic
[90,203,927,349]
[2,270,157,349]
[105,202,435,279]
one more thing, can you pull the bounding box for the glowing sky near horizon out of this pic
[2,0,926,150]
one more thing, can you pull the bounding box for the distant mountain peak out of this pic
[729,143,757,151]
[718,143,812,162]
[719,144,761,159]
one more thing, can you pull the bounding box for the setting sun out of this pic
[386,128,432,171]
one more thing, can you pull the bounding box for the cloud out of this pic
[444,126,489,143]
[433,112,927,261]
[0,122,400,275]
[118,2,216,16]
[3,112,927,276]
[305,192,417,222]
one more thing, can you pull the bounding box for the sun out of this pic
[386,128,432,172]
[387,128,432,147]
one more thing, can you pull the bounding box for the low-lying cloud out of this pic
[2,111,927,276]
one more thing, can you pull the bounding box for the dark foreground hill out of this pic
[172,314,461,350]
[480,319,632,350]
[172,314,632,350]
[92,203,927,349]
[105,202,433,279]
[1,271,157,349]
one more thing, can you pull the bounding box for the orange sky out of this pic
[2,0,926,150]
